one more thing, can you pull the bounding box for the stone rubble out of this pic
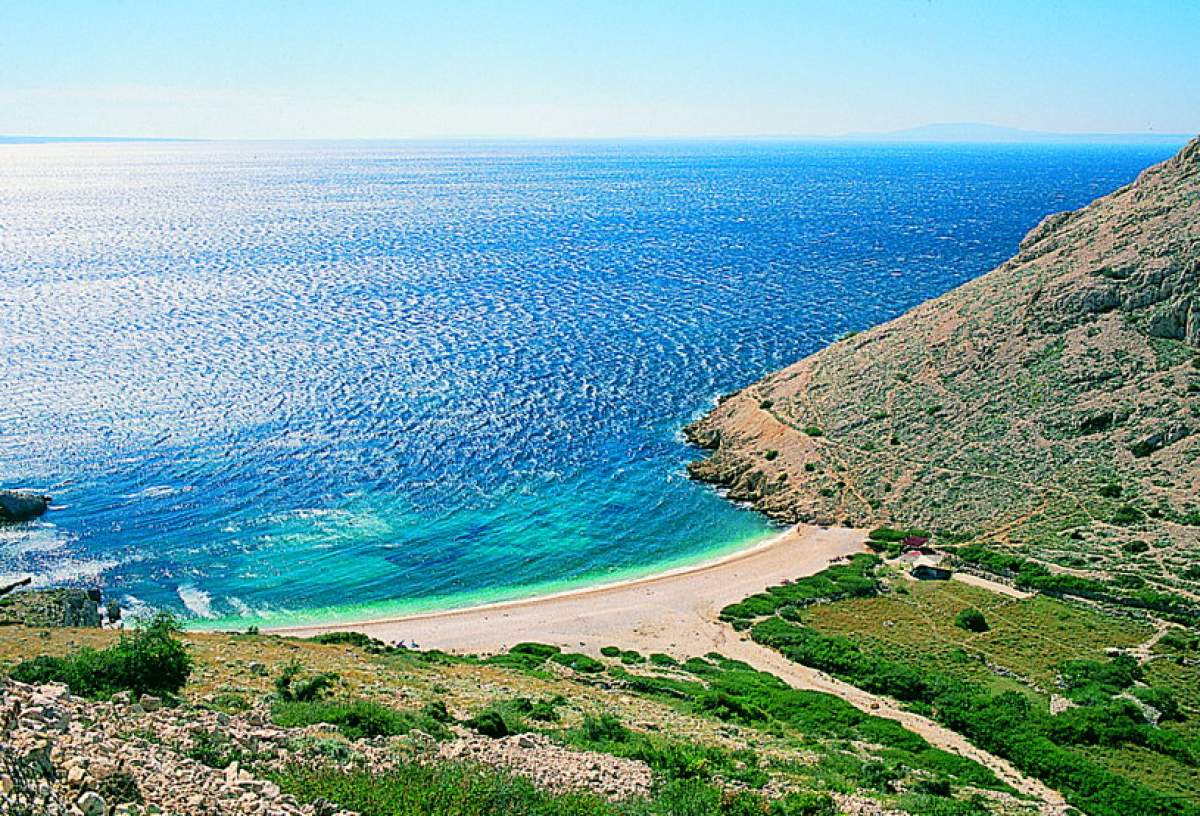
[437,730,652,799]
[0,680,655,815]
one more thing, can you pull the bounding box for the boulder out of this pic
[76,791,106,816]
[0,490,50,523]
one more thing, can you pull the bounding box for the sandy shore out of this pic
[270,524,866,656]
[267,524,1068,803]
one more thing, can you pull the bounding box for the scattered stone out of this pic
[76,790,106,816]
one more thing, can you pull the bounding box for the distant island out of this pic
[836,122,1195,144]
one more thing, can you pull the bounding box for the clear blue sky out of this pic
[3,0,1197,139]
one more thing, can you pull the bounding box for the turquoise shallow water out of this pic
[0,139,1180,626]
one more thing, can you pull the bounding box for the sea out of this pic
[0,139,1179,626]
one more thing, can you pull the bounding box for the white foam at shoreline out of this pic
[176,584,215,618]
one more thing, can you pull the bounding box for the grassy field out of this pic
[797,574,1153,694]
[739,564,1200,813]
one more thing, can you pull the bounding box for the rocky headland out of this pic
[687,135,1200,600]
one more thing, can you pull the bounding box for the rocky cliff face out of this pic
[0,589,101,628]
[688,136,1200,595]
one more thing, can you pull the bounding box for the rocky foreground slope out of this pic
[688,136,1200,596]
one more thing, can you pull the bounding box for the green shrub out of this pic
[9,612,191,699]
[271,762,614,816]
[1058,654,1142,700]
[185,729,248,769]
[600,646,621,658]
[274,660,337,702]
[549,652,604,673]
[954,608,988,633]
[695,691,768,724]
[580,713,629,743]
[273,699,449,740]
[309,631,392,653]
[720,553,879,621]
[94,771,143,807]
[1110,502,1144,525]
[465,705,518,739]
[272,761,816,816]
[649,653,678,667]
[509,642,561,658]
[770,791,837,816]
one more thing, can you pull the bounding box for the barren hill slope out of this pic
[688,136,1200,597]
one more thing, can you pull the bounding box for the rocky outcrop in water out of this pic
[0,490,50,523]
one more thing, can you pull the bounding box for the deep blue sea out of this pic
[0,139,1178,625]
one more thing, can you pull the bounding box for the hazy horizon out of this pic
[4,1,1198,140]
[2,123,1195,145]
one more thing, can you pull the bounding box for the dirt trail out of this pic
[271,524,1067,810]
[699,623,1066,808]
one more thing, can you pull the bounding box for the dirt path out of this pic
[716,634,1066,808]
[270,524,1066,809]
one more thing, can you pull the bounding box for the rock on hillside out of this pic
[688,135,1200,595]
[0,588,102,628]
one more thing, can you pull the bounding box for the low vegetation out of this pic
[271,762,838,816]
[720,553,879,624]
[9,612,191,698]
[734,558,1199,816]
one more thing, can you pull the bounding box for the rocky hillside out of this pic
[688,136,1200,598]
[0,623,1055,816]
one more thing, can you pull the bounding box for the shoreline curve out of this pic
[266,523,867,656]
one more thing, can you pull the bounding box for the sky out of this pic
[2,0,1198,140]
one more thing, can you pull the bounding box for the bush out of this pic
[600,646,621,658]
[1111,505,1145,526]
[274,661,337,702]
[720,554,879,621]
[1058,654,1141,696]
[309,631,391,653]
[509,642,561,658]
[954,608,989,633]
[185,729,248,769]
[580,713,629,743]
[770,791,837,816]
[421,700,452,723]
[271,762,614,816]
[273,699,449,740]
[94,771,143,806]
[467,710,509,738]
[549,652,604,673]
[9,612,191,699]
